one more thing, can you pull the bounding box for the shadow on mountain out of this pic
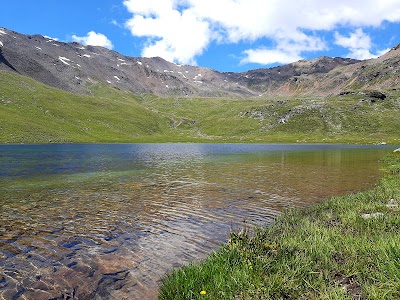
[0,49,19,73]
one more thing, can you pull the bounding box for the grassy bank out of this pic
[1,71,400,144]
[159,152,400,299]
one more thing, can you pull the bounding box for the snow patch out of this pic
[121,63,128,65]
[0,41,3,47]
[52,43,60,47]
[114,76,120,81]
[44,36,58,41]
[0,29,7,35]
[35,46,42,50]
[177,71,187,79]
[83,54,91,58]
[194,80,203,84]
[77,46,85,50]
[118,58,125,62]
[76,64,81,67]
[75,76,81,80]
[58,56,71,65]
[137,61,142,65]
[166,85,169,88]
[107,80,112,84]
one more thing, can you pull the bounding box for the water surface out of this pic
[0,143,393,299]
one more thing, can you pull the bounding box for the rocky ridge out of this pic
[0,26,399,97]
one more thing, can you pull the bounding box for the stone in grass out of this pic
[386,198,399,209]
[393,148,400,153]
[361,212,385,219]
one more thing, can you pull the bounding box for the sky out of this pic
[2,0,400,72]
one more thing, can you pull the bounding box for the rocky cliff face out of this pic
[1,27,399,97]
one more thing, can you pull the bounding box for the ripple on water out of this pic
[0,144,391,299]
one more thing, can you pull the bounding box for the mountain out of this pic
[2,26,399,98]
[1,26,400,145]
[0,27,250,97]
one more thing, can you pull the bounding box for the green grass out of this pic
[1,70,400,144]
[159,151,400,299]
[0,71,172,143]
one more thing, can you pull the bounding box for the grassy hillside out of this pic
[1,70,399,144]
[0,71,172,143]
[159,152,400,299]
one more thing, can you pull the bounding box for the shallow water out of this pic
[0,143,394,299]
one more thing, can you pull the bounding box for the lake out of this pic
[0,143,394,299]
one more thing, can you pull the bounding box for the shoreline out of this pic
[159,151,400,299]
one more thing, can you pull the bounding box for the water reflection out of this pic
[0,144,393,299]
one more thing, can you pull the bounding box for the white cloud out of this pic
[242,32,327,65]
[242,49,303,65]
[72,31,114,49]
[335,28,371,50]
[111,20,123,28]
[123,0,400,65]
[124,0,210,65]
[334,28,389,60]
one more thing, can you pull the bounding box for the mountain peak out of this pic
[1,26,399,97]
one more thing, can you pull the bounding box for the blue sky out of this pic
[2,0,400,72]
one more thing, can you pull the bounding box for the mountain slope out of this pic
[1,26,400,144]
[0,71,173,143]
[1,69,400,144]
[2,26,399,97]
[0,27,252,97]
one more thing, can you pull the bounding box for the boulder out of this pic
[366,91,386,100]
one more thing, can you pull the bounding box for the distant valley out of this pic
[1,26,399,144]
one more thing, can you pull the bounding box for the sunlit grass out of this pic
[159,152,400,299]
[1,71,400,144]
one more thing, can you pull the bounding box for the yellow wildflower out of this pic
[200,290,207,295]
